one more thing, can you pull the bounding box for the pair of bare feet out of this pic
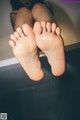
[9,21,65,81]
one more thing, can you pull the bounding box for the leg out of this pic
[13,7,33,29]
[34,21,66,76]
[32,3,54,22]
[9,24,44,81]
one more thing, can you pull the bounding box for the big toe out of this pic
[22,24,34,36]
[34,22,42,35]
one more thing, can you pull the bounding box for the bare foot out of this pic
[9,24,44,81]
[34,21,66,76]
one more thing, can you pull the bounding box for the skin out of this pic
[34,21,66,76]
[9,22,65,80]
[9,2,65,80]
[9,24,44,81]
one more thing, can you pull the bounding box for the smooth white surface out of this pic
[0,57,19,68]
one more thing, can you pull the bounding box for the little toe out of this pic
[10,34,17,42]
[22,24,33,36]
[16,27,24,37]
[14,31,21,40]
[52,23,57,33]
[46,22,52,32]
[56,27,61,36]
[41,21,46,33]
[9,40,15,48]
[34,22,42,35]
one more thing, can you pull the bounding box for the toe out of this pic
[9,40,15,48]
[41,21,46,33]
[16,27,24,37]
[10,34,17,42]
[22,24,33,36]
[56,27,61,36]
[46,22,52,32]
[52,23,56,33]
[14,31,21,39]
[34,22,42,35]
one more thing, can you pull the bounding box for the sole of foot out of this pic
[34,21,66,76]
[9,24,44,81]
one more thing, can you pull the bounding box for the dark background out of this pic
[0,48,80,120]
